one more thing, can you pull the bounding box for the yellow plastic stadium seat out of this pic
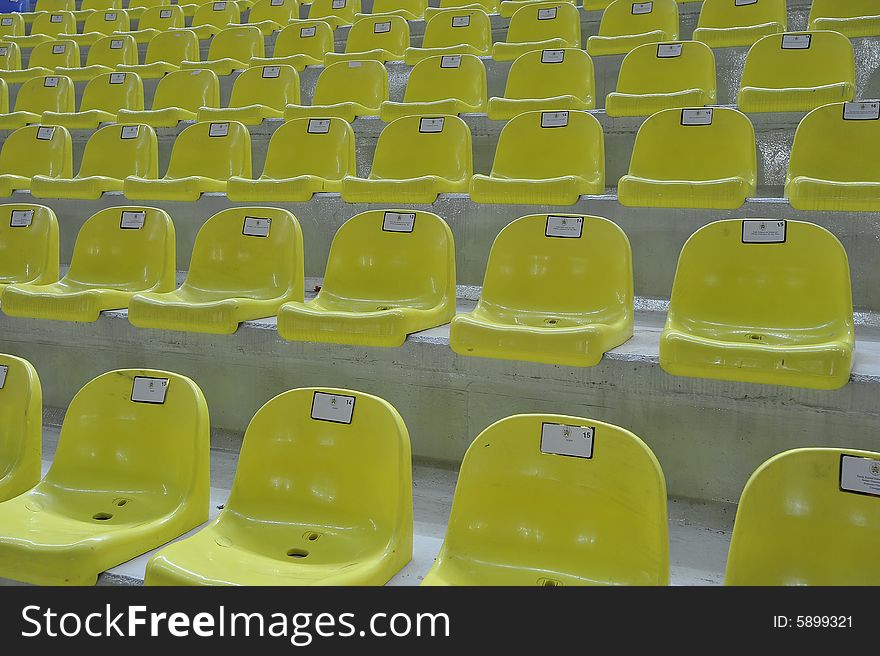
[425,0,498,18]
[0,79,7,113]
[198,65,298,124]
[118,69,220,127]
[181,1,242,39]
[227,117,355,200]
[451,214,632,366]
[325,15,408,64]
[737,32,855,113]
[180,25,264,76]
[128,208,302,334]
[619,107,755,209]
[380,54,486,121]
[56,34,138,82]
[117,29,199,79]
[499,0,573,19]
[487,48,594,121]
[422,413,669,586]
[786,101,880,212]
[145,386,412,586]
[2,206,175,321]
[284,59,387,121]
[0,125,72,196]
[404,9,491,65]
[126,0,171,20]
[471,110,604,205]
[0,368,209,586]
[342,115,471,202]
[0,204,59,292]
[0,75,75,130]
[250,20,333,70]
[693,0,786,48]
[62,10,130,47]
[278,210,455,346]
[0,41,22,71]
[660,219,853,389]
[307,0,361,29]
[125,5,186,43]
[0,39,79,86]
[361,0,426,20]
[725,448,880,585]
[123,121,251,200]
[605,40,716,117]
[809,0,880,38]
[31,124,157,200]
[492,3,581,62]
[0,354,41,503]
[41,71,143,129]
[587,0,678,56]
[7,11,76,48]
[0,13,25,38]
[246,0,298,35]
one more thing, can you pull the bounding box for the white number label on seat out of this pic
[243,216,271,237]
[120,125,140,139]
[104,12,117,20]
[734,0,758,5]
[782,34,811,49]
[742,219,786,244]
[131,376,169,404]
[537,6,557,19]
[348,61,362,67]
[213,1,227,9]
[311,391,355,424]
[300,26,316,37]
[657,43,682,58]
[209,122,229,137]
[307,118,331,133]
[160,8,172,17]
[0,17,12,25]
[52,44,65,54]
[383,211,416,233]
[0,47,7,56]
[843,101,880,120]
[271,0,284,5]
[440,54,461,68]
[541,110,569,128]
[541,48,564,63]
[541,423,594,459]
[110,38,124,49]
[451,14,470,27]
[0,365,6,389]
[50,14,63,22]
[681,108,713,125]
[332,0,345,8]
[419,116,445,132]
[631,1,653,14]
[374,20,391,33]
[109,72,126,84]
[120,210,146,229]
[840,455,880,497]
[43,76,59,87]
[545,215,583,238]
[10,209,34,228]
[36,126,56,140]
[262,65,281,78]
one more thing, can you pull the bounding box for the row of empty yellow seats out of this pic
[0,357,876,584]
[0,203,854,389]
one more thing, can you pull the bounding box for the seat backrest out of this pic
[183,207,303,299]
[34,0,74,9]
[151,68,220,111]
[369,114,472,182]
[698,0,787,29]
[491,110,604,184]
[80,71,144,113]
[627,106,755,184]
[27,39,80,71]
[668,219,852,333]
[403,54,485,107]
[442,413,669,585]
[506,2,581,44]
[82,9,130,34]
[0,353,41,492]
[0,125,72,179]
[261,116,355,180]
[372,0,426,15]
[229,64,300,109]
[166,120,252,180]
[208,25,265,61]
[725,448,880,585]
[421,9,491,50]
[741,31,855,90]
[809,0,877,22]
[313,59,388,107]
[86,34,138,68]
[0,79,6,113]
[14,75,75,114]
[503,48,594,103]
[249,0,298,25]
[320,209,455,309]
[0,41,21,71]
[308,0,361,24]
[274,20,334,59]
[78,123,158,180]
[31,11,76,37]
[137,4,185,31]
[0,204,59,286]
[598,0,679,37]
[42,369,208,506]
[64,206,175,291]
[81,0,122,10]
[226,387,411,540]
[616,40,716,98]
[130,0,171,9]
[0,13,25,38]
[192,0,241,29]
[145,29,199,65]
[344,15,409,56]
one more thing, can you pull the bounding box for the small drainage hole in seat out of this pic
[114,498,128,507]
[287,548,309,558]
[307,533,320,541]
[93,513,113,521]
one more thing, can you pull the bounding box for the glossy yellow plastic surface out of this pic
[308,0,361,29]
[7,11,76,47]
[63,9,129,47]
[56,34,138,82]
[181,25,264,76]
[471,110,604,205]
[809,0,880,38]
[118,69,220,127]
[126,4,185,43]
[660,219,854,390]
[42,71,143,129]
[0,13,24,38]
[124,120,251,200]
[326,15,409,64]
[31,123,158,200]
[451,214,632,366]
[198,65,298,124]
[0,41,22,71]
[361,0,425,20]
[425,0,498,18]
[0,75,75,130]
[0,125,72,196]
[278,209,455,347]
[492,2,581,62]
[246,0,298,35]
[618,106,756,209]
[606,40,716,117]
[0,368,209,585]
[129,207,303,334]
[422,413,669,586]
[0,79,7,114]
[738,31,855,113]
[145,386,412,586]
[227,117,355,200]
[404,9,491,64]
[725,448,880,586]
[285,59,388,121]
[342,114,471,202]
[0,39,79,86]
[127,0,171,20]
[693,0,786,48]
[380,54,486,121]
[117,28,199,79]
[0,354,41,503]
[499,0,575,19]
[71,0,122,20]
[252,21,333,70]
[2,206,175,322]
[487,48,594,121]
[0,204,59,292]
[587,0,678,56]
[184,1,241,39]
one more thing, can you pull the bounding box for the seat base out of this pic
[324,48,403,64]
[604,89,713,118]
[486,95,592,120]
[197,104,283,125]
[470,174,600,205]
[737,83,855,113]
[692,22,785,48]
[0,66,52,85]
[226,174,337,201]
[0,173,32,196]
[812,16,880,39]
[787,177,880,212]
[30,174,123,200]
[284,101,378,122]
[0,111,41,131]
[1,282,134,322]
[617,175,753,210]
[116,61,180,79]
[180,58,248,76]
[55,63,116,82]
[491,38,576,62]
[379,98,483,122]
[123,175,227,201]
[341,175,466,203]
[249,53,322,72]
[117,106,197,127]
[41,108,117,129]
[403,44,489,66]
[587,30,673,56]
